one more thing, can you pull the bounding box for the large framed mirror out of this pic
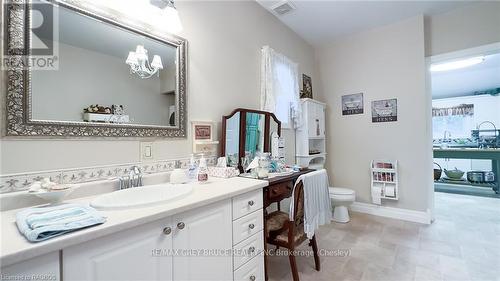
[4,0,187,137]
[221,108,281,171]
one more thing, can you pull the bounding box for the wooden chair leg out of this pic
[288,248,300,281]
[310,235,320,271]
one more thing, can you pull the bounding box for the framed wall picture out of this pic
[193,123,213,140]
[191,121,219,154]
[371,99,398,122]
[301,74,313,99]
[341,93,364,115]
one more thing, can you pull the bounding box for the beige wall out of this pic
[425,2,500,56]
[316,16,432,212]
[0,1,316,174]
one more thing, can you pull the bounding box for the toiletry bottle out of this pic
[197,154,208,183]
[188,154,198,181]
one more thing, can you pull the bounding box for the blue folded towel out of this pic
[16,203,106,242]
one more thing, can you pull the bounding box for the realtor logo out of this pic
[3,1,59,70]
[31,2,54,56]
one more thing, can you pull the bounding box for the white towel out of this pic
[289,169,332,239]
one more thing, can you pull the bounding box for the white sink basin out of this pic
[90,183,193,210]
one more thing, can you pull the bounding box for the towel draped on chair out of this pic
[289,169,332,239]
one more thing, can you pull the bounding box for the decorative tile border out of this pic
[0,156,217,194]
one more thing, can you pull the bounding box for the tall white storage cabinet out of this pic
[296,98,327,169]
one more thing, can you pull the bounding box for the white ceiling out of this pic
[256,0,475,46]
[431,53,500,99]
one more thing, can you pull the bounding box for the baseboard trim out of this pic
[349,202,431,224]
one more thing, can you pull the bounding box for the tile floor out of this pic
[267,192,500,281]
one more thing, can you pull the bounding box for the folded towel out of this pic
[16,203,106,242]
[26,207,87,228]
[290,169,332,239]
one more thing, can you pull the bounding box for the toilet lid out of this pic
[330,187,355,195]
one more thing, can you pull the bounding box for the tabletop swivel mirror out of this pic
[221,109,281,172]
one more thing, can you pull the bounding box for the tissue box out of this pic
[207,167,240,178]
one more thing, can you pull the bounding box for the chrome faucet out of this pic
[119,165,143,190]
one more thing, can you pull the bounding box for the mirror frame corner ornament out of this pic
[4,0,188,138]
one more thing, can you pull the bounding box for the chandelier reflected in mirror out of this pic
[126,45,163,79]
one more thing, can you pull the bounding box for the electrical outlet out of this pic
[140,142,154,161]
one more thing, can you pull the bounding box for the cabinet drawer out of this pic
[232,209,263,245]
[233,230,264,270]
[233,253,264,281]
[266,182,292,202]
[232,189,263,220]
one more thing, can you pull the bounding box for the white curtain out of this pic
[260,46,301,128]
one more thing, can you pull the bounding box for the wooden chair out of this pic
[265,181,320,281]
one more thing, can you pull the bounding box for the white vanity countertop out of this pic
[0,177,268,267]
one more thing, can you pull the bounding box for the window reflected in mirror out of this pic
[245,113,265,159]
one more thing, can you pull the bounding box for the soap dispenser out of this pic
[170,160,189,184]
[188,154,198,181]
[197,154,208,183]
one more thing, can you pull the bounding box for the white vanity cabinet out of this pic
[231,189,265,281]
[172,199,233,281]
[63,217,174,281]
[62,196,253,281]
[1,187,265,281]
[1,252,60,281]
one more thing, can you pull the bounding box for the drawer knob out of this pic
[177,222,185,230]
[163,227,172,235]
[249,275,256,281]
[248,200,255,206]
[248,223,255,230]
[248,246,256,253]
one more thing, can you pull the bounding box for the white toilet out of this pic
[329,187,356,223]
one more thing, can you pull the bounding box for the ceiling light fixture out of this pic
[430,56,485,72]
[150,0,183,33]
[126,45,163,79]
[163,0,182,33]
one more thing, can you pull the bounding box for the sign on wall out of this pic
[341,93,364,115]
[371,98,397,122]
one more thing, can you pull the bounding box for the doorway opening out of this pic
[428,43,500,206]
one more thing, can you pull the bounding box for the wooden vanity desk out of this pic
[263,169,314,209]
